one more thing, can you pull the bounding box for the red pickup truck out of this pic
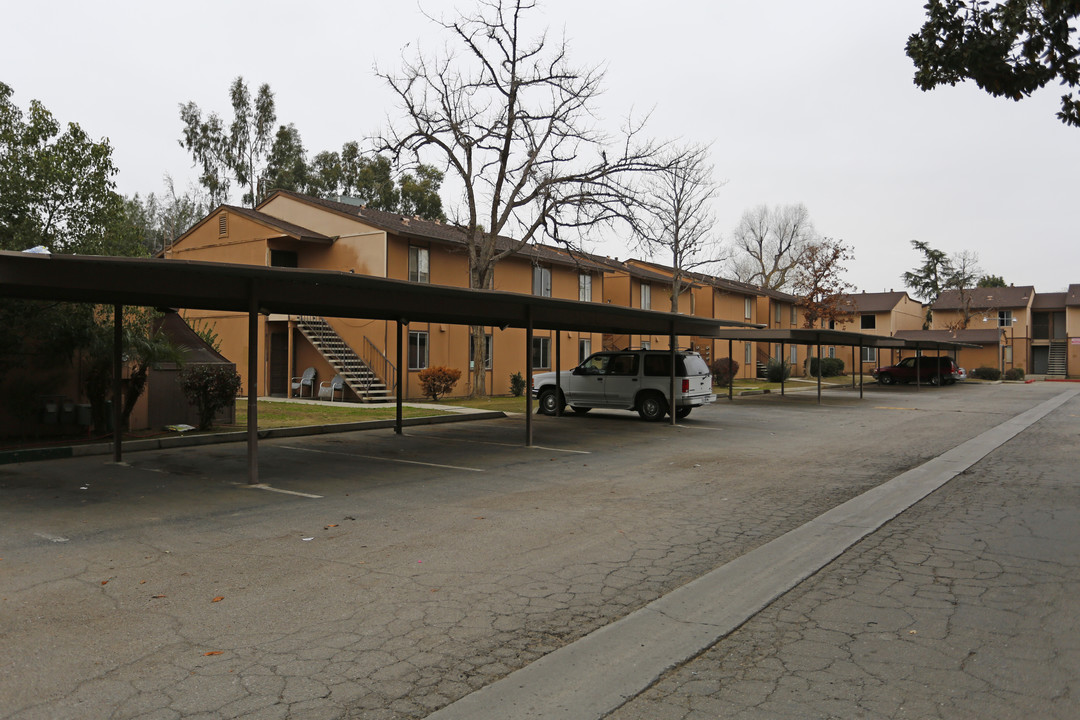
[873,356,963,386]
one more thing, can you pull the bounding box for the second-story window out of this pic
[640,282,651,310]
[533,265,551,297]
[409,246,429,283]
[998,310,1013,327]
[790,304,797,324]
[861,314,876,330]
[579,273,592,302]
[744,297,752,319]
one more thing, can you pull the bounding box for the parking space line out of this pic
[280,445,485,472]
[243,483,323,499]
[405,433,590,454]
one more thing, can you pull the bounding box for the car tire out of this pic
[637,392,668,422]
[929,374,942,386]
[877,374,894,385]
[538,388,563,416]
[675,406,692,419]
[571,406,591,415]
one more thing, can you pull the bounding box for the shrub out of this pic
[509,371,526,397]
[711,357,740,385]
[809,357,845,377]
[418,366,461,401]
[1004,368,1026,381]
[971,366,1002,381]
[178,364,242,430]
[765,358,791,383]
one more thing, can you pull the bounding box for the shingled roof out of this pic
[1068,285,1080,307]
[261,190,608,272]
[933,285,1035,310]
[840,291,911,314]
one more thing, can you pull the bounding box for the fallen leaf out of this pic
[140,580,146,585]
[211,596,224,603]
[203,651,224,656]
[324,524,338,529]
[151,594,167,599]
[100,580,109,586]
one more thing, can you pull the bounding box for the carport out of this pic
[0,250,759,483]
[708,329,974,403]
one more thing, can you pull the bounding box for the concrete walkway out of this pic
[428,387,1080,719]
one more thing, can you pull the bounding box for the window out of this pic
[531,336,550,368]
[744,342,752,365]
[790,344,798,365]
[640,283,651,310]
[744,297,753,320]
[790,305,797,324]
[1005,345,1013,363]
[861,314,876,330]
[998,310,1013,327]
[408,331,428,370]
[861,346,877,363]
[579,273,592,302]
[270,249,298,268]
[469,333,492,370]
[828,346,836,359]
[533,265,551,297]
[609,353,639,376]
[774,303,781,323]
[641,341,651,350]
[578,338,591,363]
[409,246,429,283]
[774,343,782,360]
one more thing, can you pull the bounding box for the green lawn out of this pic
[232,399,452,429]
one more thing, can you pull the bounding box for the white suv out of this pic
[531,349,715,421]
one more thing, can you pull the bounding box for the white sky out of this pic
[4,0,1078,293]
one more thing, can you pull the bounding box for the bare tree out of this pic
[943,250,983,330]
[377,0,660,396]
[632,142,724,312]
[793,239,856,329]
[728,203,817,291]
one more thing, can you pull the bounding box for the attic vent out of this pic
[218,213,228,237]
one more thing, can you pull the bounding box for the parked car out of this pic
[531,349,715,421]
[873,356,962,386]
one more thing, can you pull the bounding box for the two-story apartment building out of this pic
[930,285,1035,375]
[163,191,609,399]
[830,291,925,373]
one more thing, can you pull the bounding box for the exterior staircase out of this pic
[1048,341,1067,376]
[296,316,395,402]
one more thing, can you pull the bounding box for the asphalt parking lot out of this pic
[1,381,1077,719]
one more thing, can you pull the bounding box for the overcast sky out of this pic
[4,1,1078,294]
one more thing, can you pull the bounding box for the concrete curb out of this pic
[427,387,1080,720]
[0,411,506,465]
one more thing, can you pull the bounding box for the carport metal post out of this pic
[816,340,822,405]
[669,326,676,426]
[525,307,533,447]
[858,340,864,399]
[851,343,857,390]
[247,288,259,485]
[395,320,404,435]
[728,338,733,401]
[780,342,785,396]
[112,304,123,463]
[555,330,562,417]
[915,348,922,391]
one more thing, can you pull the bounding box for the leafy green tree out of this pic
[978,273,1007,287]
[397,164,445,221]
[263,123,309,195]
[1,81,124,253]
[902,239,953,312]
[907,0,1080,127]
[179,76,276,207]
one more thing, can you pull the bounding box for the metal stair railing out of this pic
[362,336,397,396]
[296,316,392,401]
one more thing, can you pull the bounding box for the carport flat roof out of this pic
[708,328,977,351]
[0,251,760,336]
